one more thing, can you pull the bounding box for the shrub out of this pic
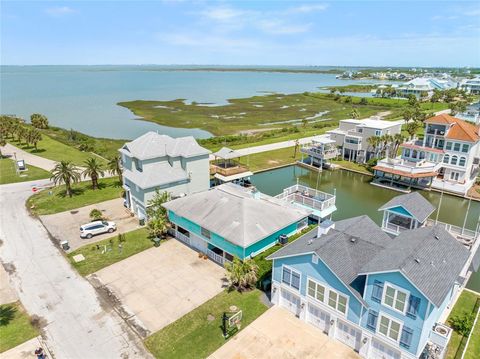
[89,209,103,221]
[366,158,378,172]
[449,313,475,337]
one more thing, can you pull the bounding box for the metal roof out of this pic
[379,192,435,222]
[213,147,243,160]
[163,183,311,248]
[120,131,211,160]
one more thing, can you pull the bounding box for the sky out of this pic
[1,0,479,67]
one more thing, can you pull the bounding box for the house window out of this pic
[201,227,211,239]
[282,266,301,290]
[462,144,469,153]
[412,150,418,158]
[134,158,142,172]
[307,279,325,303]
[378,314,402,342]
[453,143,461,152]
[406,295,421,319]
[443,154,450,164]
[297,218,308,231]
[358,128,363,133]
[382,283,408,313]
[312,255,318,264]
[328,290,348,314]
[459,157,466,167]
[371,280,384,302]
[445,142,452,150]
[451,155,458,166]
[375,130,381,136]
[399,327,414,349]
[404,149,411,158]
[366,310,379,331]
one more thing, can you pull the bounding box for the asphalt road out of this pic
[0,179,151,359]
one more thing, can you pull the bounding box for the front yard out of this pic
[144,289,268,359]
[238,146,301,173]
[67,228,152,276]
[0,301,39,353]
[0,157,50,185]
[28,177,123,215]
[445,290,480,359]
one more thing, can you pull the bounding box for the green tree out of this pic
[0,134,6,158]
[405,121,419,140]
[392,133,405,157]
[344,96,352,104]
[407,94,417,106]
[449,313,475,337]
[225,258,259,291]
[89,209,103,221]
[301,119,308,128]
[359,97,368,105]
[50,161,81,198]
[146,189,170,219]
[82,157,105,190]
[147,215,169,239]
[350,108,360,119]
[107,155,123,185]
[27,128,42,150]
[293,139,300,159]
[17,126,27,145]
[30,114,49,129]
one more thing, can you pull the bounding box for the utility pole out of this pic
[461,197,472,235]
[435,181,445,224]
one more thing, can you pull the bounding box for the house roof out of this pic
[340,118,403,130]
[379,192,435,223]
[123,162,188,190]
[268,216,393,305]
[360,225,470,307]
[163,183,311,248]
[120,131,211,160]
[213,147,242,160]
[372,165,438,179]
[426,114,480,142]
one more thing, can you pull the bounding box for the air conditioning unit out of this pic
[278,234,288,245]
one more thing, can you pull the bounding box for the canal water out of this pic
[251,165,480,292]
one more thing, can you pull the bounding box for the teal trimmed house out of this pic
[163,183,311,266]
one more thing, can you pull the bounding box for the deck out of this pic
[425,219,480,249]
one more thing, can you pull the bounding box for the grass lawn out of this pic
[0,301,39,353]
[144,289,268,359]
[238,146,300,173]
[9,133,101,166]
[67,228,152,276]
[27,177,123,216]
[465,310,480,359]
[0,157,50,185]
[445,290,480,359]
[330,159,372,175]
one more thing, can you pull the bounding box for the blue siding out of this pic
[388,206,413,218]
[168,210,305,259]
[272,254,363,324]
[363,272,430,356]
[125,178,144,203]
[245,222,299,257]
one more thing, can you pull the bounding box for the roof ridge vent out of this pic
[350,237,356,243]
[434,235,440,240]
[414,258,421,264]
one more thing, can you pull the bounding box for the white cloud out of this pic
[45,6,76,16]
[258,19,311,34]
[431,15,458,20]
[200,6,248,22]
[287,3,329,14]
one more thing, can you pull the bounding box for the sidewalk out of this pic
[0,143,58,172]
[0,337,44,359]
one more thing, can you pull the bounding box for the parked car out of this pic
[80,220,116,239]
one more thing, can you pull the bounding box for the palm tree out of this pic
[293,139,300,158]
[82,157,105,190]
[367,136,379,158]
[27,128,42,150]
[107,155,123,184]
[350,108,360,119]
[0,134,6,158]
[17,126,27,145]
[50,161,81,198]
[225,258,259,291]
[405,121,419,140]
[30,114,49,129]
[147,215,169,239]
[392,133,405,158]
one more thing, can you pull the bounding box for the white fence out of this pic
[276,184,336,212]
[425,219,479,246]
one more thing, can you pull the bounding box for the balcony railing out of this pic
[275,184,336,212]
[382,221,410,235]
[210,164,250,177]
[300,146,338,160]
[376,158,440,174]
[425,219,479,247]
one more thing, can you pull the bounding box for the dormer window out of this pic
[382,282,409,313]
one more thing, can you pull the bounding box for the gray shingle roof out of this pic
[379,192,435,223]
[213,147,242,160]
[360,225,470,307]
[163,183,311,248]
[120,132,210,160]
[268,216,393,305]
[123,162,188,190]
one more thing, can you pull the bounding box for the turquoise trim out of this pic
[388,206,414,218]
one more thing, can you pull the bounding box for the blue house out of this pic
[267,211,472,359]
[163,183,311,266]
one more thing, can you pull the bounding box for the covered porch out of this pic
[210,147,253,186]
[372,166,436,192]
[381,210,420,235]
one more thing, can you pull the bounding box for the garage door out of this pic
[307,303,330,333]
[370,339,401,359]
[281,289,301,316]
[336,320,361,351]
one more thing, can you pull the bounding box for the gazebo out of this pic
[210,147,253,186]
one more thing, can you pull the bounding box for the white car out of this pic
[80,220,116,239]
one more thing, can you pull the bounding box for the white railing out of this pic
[383,222,409,234]
[276,184,336,212]
[175,231,191,246]
[377,158,440,174]
[207,249,232,267]
[425,219,479,246]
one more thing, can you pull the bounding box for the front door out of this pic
[281,289,301,316]
[336,320,361,351]
[307,303,330,333]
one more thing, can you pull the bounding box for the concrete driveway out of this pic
[209,306,360,359]
[92,239,227,334]
[40,198,140,250]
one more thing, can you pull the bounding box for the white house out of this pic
[119,132,211,219]
[397,78,456,98]
[373,114,480,194]
[459,77,480,95]
[327,117,404,163]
